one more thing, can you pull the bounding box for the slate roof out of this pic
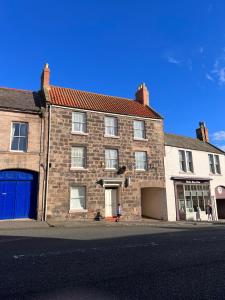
[49,85,162,119]
[0,87,44,113]
[165,133,224,155]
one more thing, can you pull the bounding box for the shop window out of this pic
[177,184,210,214]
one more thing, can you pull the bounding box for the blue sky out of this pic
[0,0,225,149]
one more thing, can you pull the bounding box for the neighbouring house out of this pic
[41,64,166,221]
[164,122,225,221]
[0,87,46,220]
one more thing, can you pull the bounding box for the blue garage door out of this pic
[0,170,38,220]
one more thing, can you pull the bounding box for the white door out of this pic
[105,189,117,217]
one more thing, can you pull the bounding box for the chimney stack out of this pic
[196,121,209,143]
[135,83,149,106]
[41,63,50,90]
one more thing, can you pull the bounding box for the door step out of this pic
[105,216,116,222]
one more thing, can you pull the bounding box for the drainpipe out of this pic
[39,108,45,221]
[43,104,51,221]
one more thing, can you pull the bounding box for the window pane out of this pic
[19,137,27,151]
[135,151,147,170]
[11,122,28,151]
[105,149,118,169]
[186,151,193,172]
[105,117,117,136]
[133,121,145,139]
[208,154,215,174]
[13,123,20,136]
[11,137,19,150]
[70,187,86,209]
[72,112,86,133]
[20,123,28,136]
[71,147,85,168]
[179,150,186,172]
[214,155,221,174]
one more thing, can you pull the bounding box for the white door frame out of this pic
[105,188,117,217]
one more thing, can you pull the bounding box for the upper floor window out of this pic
[209,154,221,174]
[72,112,87,133]
[11,122,28,152]
[105,116,118,137]
[179,150,194,173]
[70,186,86,210]
[133,120,145,139]
[105,149,118,169]
[135,151,147,170]
[71,147,86,168]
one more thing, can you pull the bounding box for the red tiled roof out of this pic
[49,85,162,119]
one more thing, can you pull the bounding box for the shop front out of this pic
[172,177,213,221]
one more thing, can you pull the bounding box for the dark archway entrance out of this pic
[215,186,225,219]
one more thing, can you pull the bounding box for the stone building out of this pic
[0,87,46,220]
[165,122,225,221]
[42,64,166,220]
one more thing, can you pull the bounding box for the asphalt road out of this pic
[1,224,225,299]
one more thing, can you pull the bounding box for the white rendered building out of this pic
[164,123,225,221]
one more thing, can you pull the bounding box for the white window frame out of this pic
[133,120,146,140]
[135,151,148,171]
[10,122,28,152]
[179,150,194,173]
[104,116,118,137]
[105,149,118,170]
[72,112,87,134]
[71,147,86,169]
[209,154,221,175]
[70,186,86,211]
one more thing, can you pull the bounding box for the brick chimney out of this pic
[196,121,209,142]
[41,63,50,90]
[135,83,149,106]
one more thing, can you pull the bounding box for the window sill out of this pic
[179,171,195,175]
[135,169,147,172]
[133,138,148,142]
[105,168,117,171]
[69,209,88,213]
[209,173,222,176]
[70,167,88,171]
[9,150,27,153]
[104,135,120,139]
[71,132,89,136]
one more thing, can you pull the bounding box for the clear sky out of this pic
[0,0,225,149]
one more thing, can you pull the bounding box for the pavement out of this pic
[1,218,225,230]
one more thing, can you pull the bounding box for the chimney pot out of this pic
[135,83,149,106]
[41,63,50,90]
[196,121,209,142]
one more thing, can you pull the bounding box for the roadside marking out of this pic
[12,241,159,260]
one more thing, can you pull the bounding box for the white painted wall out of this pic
[164,145,225,221]
[141,188,167,220]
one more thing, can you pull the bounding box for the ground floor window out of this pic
[70,186,86,210]
[176,183,210,214]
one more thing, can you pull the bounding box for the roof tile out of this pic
[49,86,162,119]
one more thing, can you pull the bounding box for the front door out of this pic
[105,189,117,217]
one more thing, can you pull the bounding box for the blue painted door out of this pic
[0,170,37,220]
